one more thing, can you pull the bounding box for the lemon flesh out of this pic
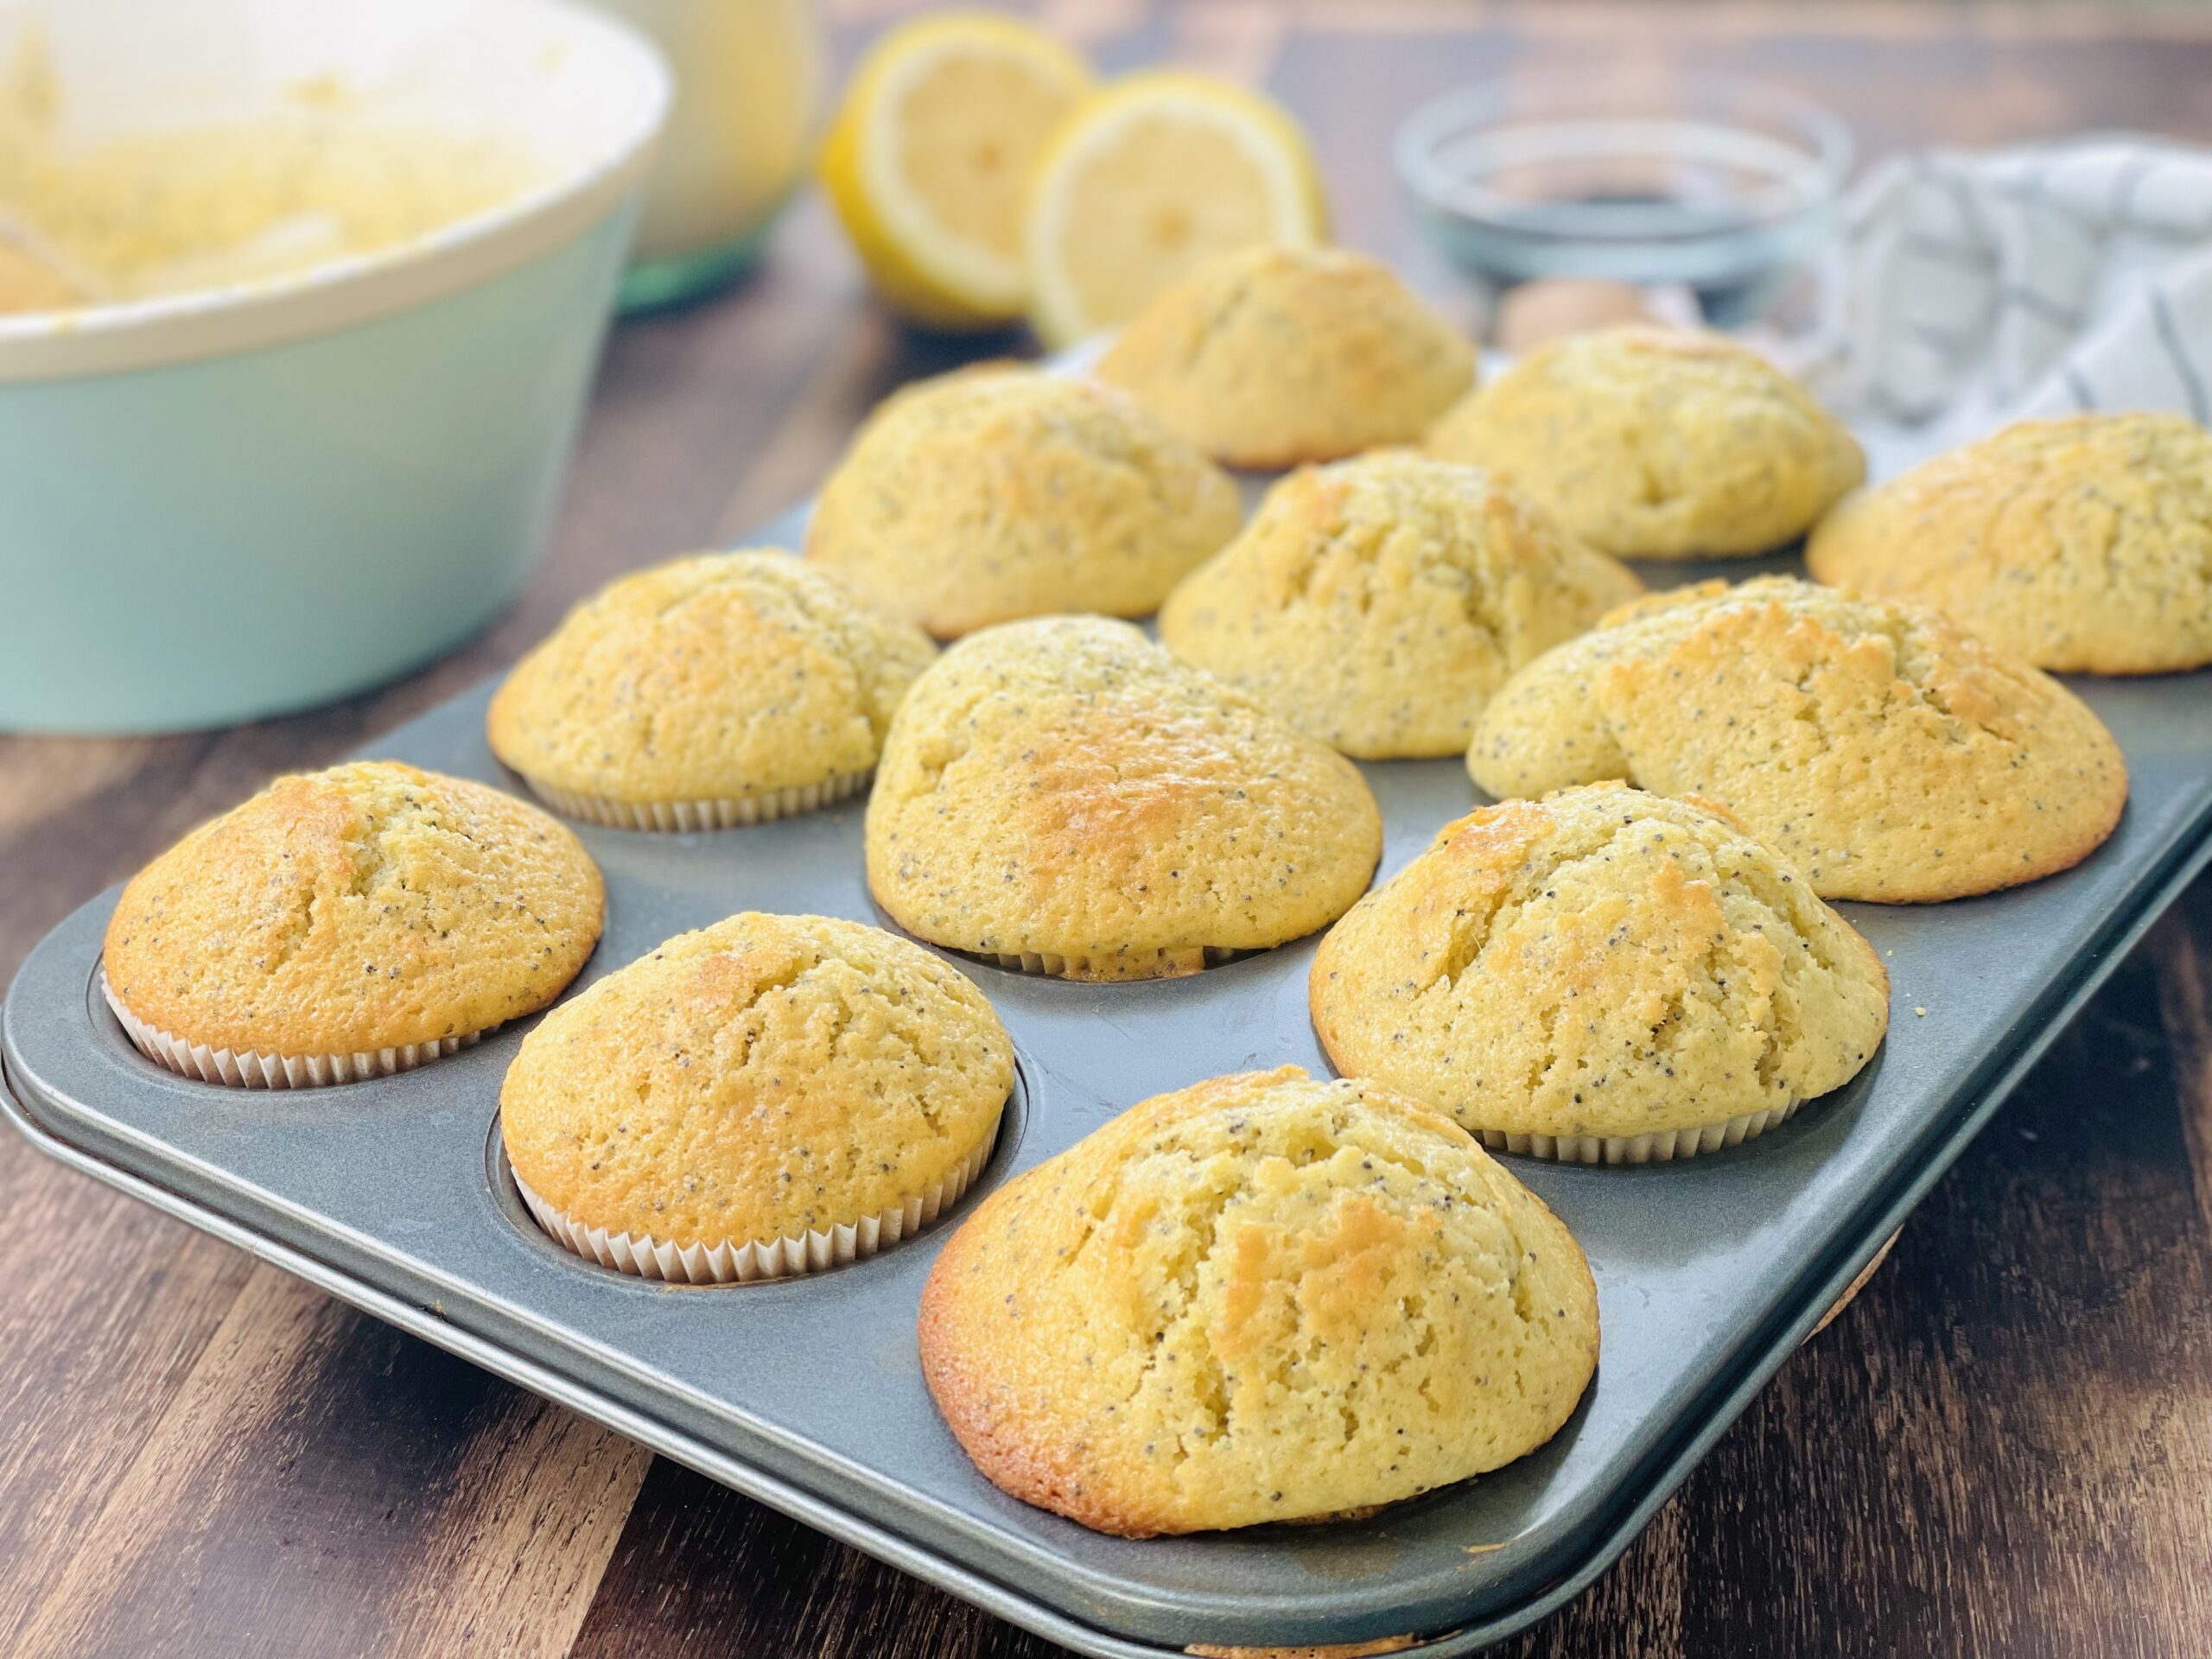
[821,12,1091,328]
[1027,73,1327,350]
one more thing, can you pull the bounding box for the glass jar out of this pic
[1395,69,1852,330]
[591,0,826,311]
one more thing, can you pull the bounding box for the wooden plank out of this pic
[0,1173,256,1656]
[10,1265,649,1659]
[2150,880,2212,1235]
[1283,0,2212,41]
[570,1458,1062,1659]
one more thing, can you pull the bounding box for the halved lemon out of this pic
[819,11,1093,330]
[1025,72,1328,350]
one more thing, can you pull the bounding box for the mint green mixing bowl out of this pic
[0,0,671,734]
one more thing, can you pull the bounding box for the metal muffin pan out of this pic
[7,526,2211,1656]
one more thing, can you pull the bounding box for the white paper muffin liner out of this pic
[521,769,871,832]
[510,1114,1001,1285]
[101,973,482,1090]
[1476,1097,1805,1166]
[976,944,1247,981]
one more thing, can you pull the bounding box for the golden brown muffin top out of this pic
[1096,244,1477,468]
[1313,783,1889,1142]
[501,912,1012,1248]
[865,616,1382,978]
[1428,327,1864,559]
[104,762,603,1057]
[486,551,936,804]
[805,366,1242,637]
[1160,450,1642,757]
[1807,412,2212,675]
[1467,575,2128,902]
[918,1066,1599,1535]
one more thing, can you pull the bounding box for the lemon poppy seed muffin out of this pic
[867,616,1382,980]
[1807,412,2212,675]
[1427,327,1865,560]
[501,913,1012,1283]
[805,366,1242,637]
[1312,785,1890,1163]
[103,762,604,1087]
[1467,576,2128,903]
[919,1065,1599,1536]
[1159,452,1643,758]
[487,551,935,831]
[1094,245,1477,468]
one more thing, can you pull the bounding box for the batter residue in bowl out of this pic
[0,29,542,315]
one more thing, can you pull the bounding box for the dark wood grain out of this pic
[10,1267,650,1659]
[3,4,2211,1657]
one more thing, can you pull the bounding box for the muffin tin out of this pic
[6,507,2211,1656]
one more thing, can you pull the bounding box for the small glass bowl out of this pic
[1395,70,1852,327]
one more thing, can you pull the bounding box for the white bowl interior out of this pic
[0,0,668,372]
[1,0,655,171]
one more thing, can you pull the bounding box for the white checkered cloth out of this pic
[1808,137,2212,463]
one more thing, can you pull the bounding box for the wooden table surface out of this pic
[5,5,2212,1656]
